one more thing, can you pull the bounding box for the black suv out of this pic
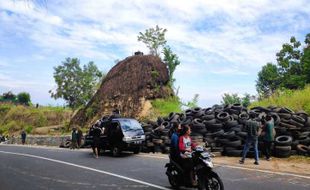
[84,118,145,156]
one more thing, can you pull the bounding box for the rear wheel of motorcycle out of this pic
[199,171,224,190]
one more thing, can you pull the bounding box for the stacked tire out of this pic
[141,104,310,158]
[274,136,292,158]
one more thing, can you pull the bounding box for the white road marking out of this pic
[137,154,310,180]
[0,150,171,190]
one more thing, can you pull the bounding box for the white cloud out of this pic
[0,0,309,106]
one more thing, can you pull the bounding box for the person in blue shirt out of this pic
[169,122,182,162]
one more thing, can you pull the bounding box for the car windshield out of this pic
[119,119,142,132]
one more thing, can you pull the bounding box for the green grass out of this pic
[251,85,310,114]
[0,103,72,135]
[151,97,182,117]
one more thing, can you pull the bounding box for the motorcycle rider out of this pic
[178,125,197,186]
[169,122,182,162]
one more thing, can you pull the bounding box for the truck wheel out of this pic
[133,147,141,154]
[111,146,121,157]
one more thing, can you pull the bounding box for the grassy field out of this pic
[250,85,310,114]
[151,97,182,118]
[0,103,72,135]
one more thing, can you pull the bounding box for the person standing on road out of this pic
[262,115,275,161]
[71,128,78,149]
[21,130,26,145]
[92,124,102,158]
[77,128,83,149]
[239,113,260,165]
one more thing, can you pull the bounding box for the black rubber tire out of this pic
[274,146,291,152]
[227,140,242,147]
[202,171,224,190]
[204,119,217,126]
[210,130,224,137]
[207,123,223,132]
[111,146,121,157]
[225,149,242,157]
[298,137,310,145]
[279,107,294,114]
[225,120,239,129]
[236,131,247,138]
[275,136,293,146]
[211,146,224,152]
[216,112,230,122]
[288,119,304,128]
[202,114,215,121]
[292,115,306,124]
[274,146,291,158]
[192,118,205,127]
[270,112,281,126]
[279,122,296,129]
[216,138,230,145]
[296,144,308,154]
[222,131,235,139]
[133,147,141,154]
[277,113,292,120]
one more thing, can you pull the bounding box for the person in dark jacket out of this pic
[71,128,78,149]
[77,128,83,148]
[262,115,275,161]
[239,113,261,165]
[169,122,182,162]
[21,130,26,145]
[92,125,102,158]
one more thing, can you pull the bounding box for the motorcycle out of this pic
[165,146,224,190]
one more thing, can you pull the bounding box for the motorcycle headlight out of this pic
[203,159,214,168]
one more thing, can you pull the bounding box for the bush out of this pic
[251,85,310,114]
[0,104,72,134]
[151,97,182,117]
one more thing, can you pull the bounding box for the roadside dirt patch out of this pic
[213,156,310,176]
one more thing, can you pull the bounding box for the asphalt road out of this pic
[0,145,309,190]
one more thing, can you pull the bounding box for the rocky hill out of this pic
[70,54,174,127]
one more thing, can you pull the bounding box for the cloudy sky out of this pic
[0,0,309,107]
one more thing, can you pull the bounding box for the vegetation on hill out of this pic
[250,85,310,114]
[256,33,310,98]
[0,91,31,105]
[0,103,72,135]
[151,97,182,118]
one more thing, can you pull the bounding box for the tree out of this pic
[137,25,167,56]
[49,58,103,109]
[2,91,16,102]
[221,93,251,107]
[183,94,199,108]
[256,63,280,97]
[163,46,180,87]
[221,93,241,105]
[276,36,305,89]
[302,34,310,83]
[241,93,251,107]
[302,47,310,83]
[256,33,310,97]
[17,92,31,105]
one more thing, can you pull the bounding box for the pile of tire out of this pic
[141,104,310,158]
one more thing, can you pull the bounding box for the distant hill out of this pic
[0,103,72,135]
